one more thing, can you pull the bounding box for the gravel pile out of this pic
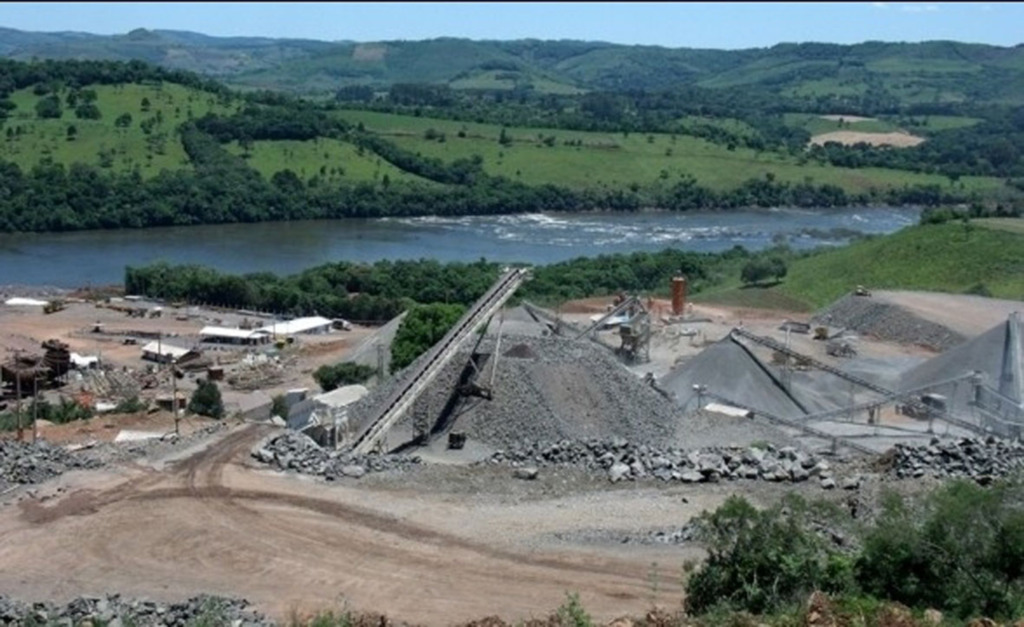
[404,335,679,448]
[813,293,965,351]
[889,436,1024,481]
[252,431,421,480]
[484,438,859,489]
[0,593,271,626]
[551,521,704,547]
[0,439,102,491]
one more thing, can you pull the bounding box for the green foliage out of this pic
[856,479,1024,620]
[391,303,466,372]
[271,394,288,419]
[34,93,62,119]
[685,495,855,616]
[555,592,593,627]
[0,396,95,432]
[187,379,224,419]
[740,257,787,285]
[114,396,148,413]
[313,362,375,392]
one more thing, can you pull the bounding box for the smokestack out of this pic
[671,276,688,316]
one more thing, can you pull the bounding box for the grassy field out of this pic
[975,217,1024,235]
[695,222,1024,311]
[338,109,1004,194]
[223,138,431,184]
[3,83,235,177]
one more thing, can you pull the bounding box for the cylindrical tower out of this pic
[671,276,688,315]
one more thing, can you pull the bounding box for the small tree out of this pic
[188,379,224,419]
[313,362,375,392]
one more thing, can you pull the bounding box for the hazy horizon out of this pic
[0,2,1020,50]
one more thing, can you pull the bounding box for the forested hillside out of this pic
[0,57,1021,234]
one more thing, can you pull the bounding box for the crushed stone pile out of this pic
[484,438,861,489]
[349,334,682,449]
[0,439,102,491]
[813,293,965,351]
[413,335,679,448]
[0,594,271,626]
[551,520,704,547]
[252,431,420,480]
[889,436,1024,482]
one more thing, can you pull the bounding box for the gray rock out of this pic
[820,477,837,489]
[841,476,861,490]
[608,462,631,483]
[680,471,704,483]
[340,465,366,479]
[512,467,539,480]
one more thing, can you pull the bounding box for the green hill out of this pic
[696,221,1024,311]
[4,28,1024,105]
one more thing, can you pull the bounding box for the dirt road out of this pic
[0,425,664,624]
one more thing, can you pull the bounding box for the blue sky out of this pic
[0,2,1019,49]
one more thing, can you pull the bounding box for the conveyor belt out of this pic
[730,327,893,396]
[351,267,529,454]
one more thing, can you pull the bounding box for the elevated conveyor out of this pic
[351,267,529,454]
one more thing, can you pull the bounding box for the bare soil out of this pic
[809,131,925,147]
[0,425,693,625]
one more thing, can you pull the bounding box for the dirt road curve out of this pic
[0,425,655,624]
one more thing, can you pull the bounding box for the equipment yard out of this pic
[0,279,1021,625]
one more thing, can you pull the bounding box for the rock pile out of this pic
[0,594,271,626]
[252,431,421,480]
[348,335,679,450]
[889,436,1024,482]
[485,439,855,489]
[813,294,964,351]
[0,439,102,491]
[552,521,704,547]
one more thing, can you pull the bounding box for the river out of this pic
[0,207,918,288]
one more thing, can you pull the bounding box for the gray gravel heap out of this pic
[812,293,964,351]
[253,431,420,479]
[398,335,678,448]
[0,593,271,626]
[890,436,1024,481]
[484,438,851,488]
[0,439,102,491]
[551,520,704,547]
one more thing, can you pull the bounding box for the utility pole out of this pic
[171,357,179,436]
[15,367,22,442]
[32,375,39,443]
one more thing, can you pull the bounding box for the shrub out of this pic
[312,362,375,392]
[685,495,854,615]
[188,379,224,419]
[856,479,1024,620]
[390,303,465,371]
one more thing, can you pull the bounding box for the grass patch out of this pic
[783,113,900,135]
[778,222,1024,307]
[974,217,1024,235]
[224,137,431,184]
[338,110,1003,194]
[691,285,815,312]
[3,83,236,177]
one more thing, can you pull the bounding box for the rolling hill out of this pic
[2,28,1024,104]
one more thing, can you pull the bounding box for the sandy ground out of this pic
[0,424,728,624]
[809,130,924,147]
[0,299,376,404]
[873,291,1023,337]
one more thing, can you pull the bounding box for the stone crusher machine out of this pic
[576,295,652,365]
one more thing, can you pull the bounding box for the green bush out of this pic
[856,479,1024,620]
[685,495,854,616]
[188,379,225,419]
[740,257,787,285]
[390,303,466,372]
[312,362,375,392]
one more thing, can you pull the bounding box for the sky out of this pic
[0,2,1020,49]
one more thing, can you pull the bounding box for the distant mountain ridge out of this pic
[2,27,1024,103]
